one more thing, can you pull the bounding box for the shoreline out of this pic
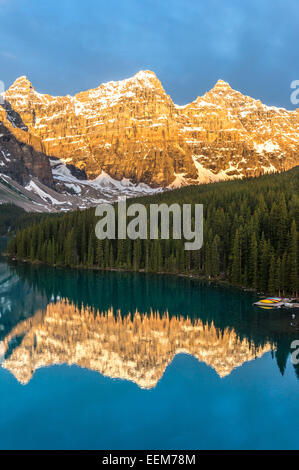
[4,253,267,296]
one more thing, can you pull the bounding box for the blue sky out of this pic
[0,0,298,108]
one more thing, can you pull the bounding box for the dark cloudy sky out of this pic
[0,0,298,108]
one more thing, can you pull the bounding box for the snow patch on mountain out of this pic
[25,180,65,205]
[167,173,189,189]
[254,141,280,154]
[192,156,228,183]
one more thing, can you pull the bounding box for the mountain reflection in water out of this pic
[2,300,273,387]
[1,257,299,384]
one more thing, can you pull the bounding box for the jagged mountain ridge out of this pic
[2,71,299,188]
[0,106,160,211]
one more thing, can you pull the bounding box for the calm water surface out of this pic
[0,253,298,449]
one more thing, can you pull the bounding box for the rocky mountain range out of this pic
[0,70,298,210]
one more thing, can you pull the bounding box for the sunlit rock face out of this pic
[2,72,298,187]
[2,300,272,388]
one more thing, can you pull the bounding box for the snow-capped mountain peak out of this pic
[1,70,298,197]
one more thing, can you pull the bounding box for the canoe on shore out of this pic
[253,297,299,309]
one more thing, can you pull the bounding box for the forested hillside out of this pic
[0,204,46,235]
[7,168,299,295]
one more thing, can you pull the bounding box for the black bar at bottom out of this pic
[0,449,297,465]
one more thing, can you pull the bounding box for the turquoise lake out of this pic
[0,256,298,450]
